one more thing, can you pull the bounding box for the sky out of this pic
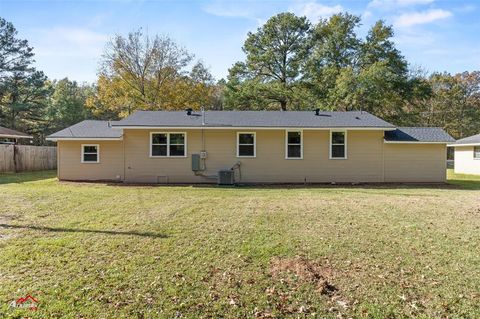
[1,0,479,83]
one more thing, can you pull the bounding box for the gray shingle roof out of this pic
[47,121,122,139]
[453,133,480,146]
[384,127,454,143]
[112,110,396,128]
[0,126,32,138]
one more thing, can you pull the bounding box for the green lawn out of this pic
[0,170,479,318]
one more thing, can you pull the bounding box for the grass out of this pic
[0,170,479,318]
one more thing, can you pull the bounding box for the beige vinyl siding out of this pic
[57,140,124,181]
[383,143,447,182]
[56,130,448,183]
[454,146,480,175]
[123,129,385,183]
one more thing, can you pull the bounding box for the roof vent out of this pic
[315,108,320,116]
[186,108,193,116]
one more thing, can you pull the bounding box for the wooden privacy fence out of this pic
[0,145,57,172]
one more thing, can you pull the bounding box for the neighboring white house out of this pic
[449,133,480,175]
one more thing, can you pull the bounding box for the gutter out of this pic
[46,137,123,142]
[0,134,33,139]
[384,140,452,144]
[447,143,480,147]
[110,126,397,131]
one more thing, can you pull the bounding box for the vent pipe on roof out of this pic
[186,108,193,116]
[315,108,320,116]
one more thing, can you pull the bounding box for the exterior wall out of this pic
[56,130,449,183]
[57,140,124,181]
[122,129,385,183]
[454,146,480,175]
[383,143,447,182]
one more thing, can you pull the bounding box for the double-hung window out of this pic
[151,132,186,157]
[237,132,255,157]
[330,131,347,159]
[286,131,302,159]
[474,146,480,159]
[81,144,99,163]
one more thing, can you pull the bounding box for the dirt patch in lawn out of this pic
[270,256,337,296]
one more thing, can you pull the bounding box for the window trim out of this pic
[81,144,100,163]
[236,132,256,158]
[149,132,187,158]
[285,130,303,159]
[474,146,480,160]
[329,130,347,160]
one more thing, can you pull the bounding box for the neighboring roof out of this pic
[0,126,32,139]
[384,127,455,143]
[46,120,122,140]
[450,133,480,146]
[111,110,396,129]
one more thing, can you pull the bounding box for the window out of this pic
[150,132,186,157]
[237,132,255,157]
[474,146,480,159]
[330,131,347,159]
[286,131,302,159]
[81,144,99,163]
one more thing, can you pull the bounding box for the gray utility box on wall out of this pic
[192,154,201,171]
[218,170,234,185]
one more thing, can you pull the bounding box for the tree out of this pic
[414,72,480,139]
[45,78,92,131]
[0,17,50,138]
[184,60,216,109]
[0,18,34,83]
[226,13,311,110]
[98,29,194,116]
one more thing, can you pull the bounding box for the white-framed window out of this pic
[81,144,99,163]
[285,130,303,159]
[237,132,256,157]
[330,131,347,159]
[474,146,480,159]
[150,132,187,157]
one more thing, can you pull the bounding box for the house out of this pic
[46,110,454,184]
[448,133,480,175]
[0,126,32,143]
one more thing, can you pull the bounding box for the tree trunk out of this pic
[280,100,287,111]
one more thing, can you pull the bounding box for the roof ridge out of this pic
[397,126,444,129]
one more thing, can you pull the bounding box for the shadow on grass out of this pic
[0,223,169,238]
[0,170,56,185]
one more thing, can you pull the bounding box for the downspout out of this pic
[122,130,126,182]
[381,133,385,183]
[57,141,61,180]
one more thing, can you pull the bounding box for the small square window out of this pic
[82,144,99,163]
[237,133,255,157]
[330,131,346,159]
[286,131,302,159]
